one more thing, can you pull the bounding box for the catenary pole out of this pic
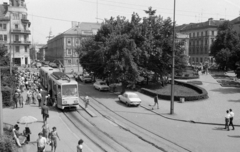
[0,69,3,135]
[170,0,176,114]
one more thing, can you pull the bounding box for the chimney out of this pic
[220,18,225,21]
[72,21,80,28]
[208,18,213,21]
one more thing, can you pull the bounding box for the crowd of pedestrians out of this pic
[11,68,84,152]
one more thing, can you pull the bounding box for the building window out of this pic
[193,33,195,37]
[197,32,199,37]
[67,59,72,64]
[4,35,7,41]
[200,58,203,63]
[0,35,3,41]
[23,25,27,30]
[25,46,27,52]
[3,24,6,30]
[67,49,72,55]
[22,14,27,19]
[75,38,80,45]
[13,13,20,20]
[15,46,20,53]
[15,35,19,41]
[212,31,214,36]
[15,24,18,29]
[201,32,203,36]
[189,33,191,37]
[205,31,208,36]
[67,38,71,45]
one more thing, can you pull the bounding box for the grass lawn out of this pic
[144,83,199,96]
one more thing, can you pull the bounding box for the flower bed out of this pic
[217,80,240,87]
[140,81,208,101]
[187,81,203,85]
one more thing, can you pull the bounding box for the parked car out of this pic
[93,81,109,91]
[118,92,141,107]
[79,74,92,83]
[36,62,42,68]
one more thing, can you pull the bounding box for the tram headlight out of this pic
[62,100,67,104]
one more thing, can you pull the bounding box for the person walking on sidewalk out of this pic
[37,132,47,152]
[49,127,60,152]
[224,110,230,131]
[37,91,42,107]
[77,139,84,152]
[42,122,50,141]
[19,92,24,108]
[229,109,235,130]
[13,91,19,108]
[152,94,159,110]
[41,103,49,123]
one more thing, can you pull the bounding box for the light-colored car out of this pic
[79,74,92,83]
[93,81,109,91]
[118,92,141,106]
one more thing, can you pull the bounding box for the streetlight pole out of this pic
[170,0,176,115]
[0,69,3,135]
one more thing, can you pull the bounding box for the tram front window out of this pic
[62,85,78,97]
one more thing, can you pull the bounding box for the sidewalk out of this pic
[3,90,92,152]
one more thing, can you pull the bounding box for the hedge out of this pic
[0,126,17,152]
[174,75,199,80]
[140,80,208,101]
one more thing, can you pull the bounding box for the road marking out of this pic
[59,114,94,152]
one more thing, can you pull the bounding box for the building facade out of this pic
[0,0,31,66]
[37,45,47,61]
[177,18,225,64]
[29,44,45,61]
[46,22,101,73]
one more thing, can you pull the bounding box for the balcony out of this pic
[0,17,10,22]
[11,41,31,45]
[21,18,30,24]
[13,41,21,44]
[11,29,31,34]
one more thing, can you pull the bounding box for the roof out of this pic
[178,19,225,32]
[62,22,101,35]
[231,17,240,24]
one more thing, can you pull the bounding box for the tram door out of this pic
[57,85,62,108]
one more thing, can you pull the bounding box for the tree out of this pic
[210,21,240,70]
[77,8,187,93]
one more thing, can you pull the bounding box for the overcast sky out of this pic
[2,0,240,44]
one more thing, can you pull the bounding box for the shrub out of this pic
[0,127,17,152]
[141,80,208,101]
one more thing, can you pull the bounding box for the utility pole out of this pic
[9,12,12,75]
[0,68,3,135]
[170,0,176,115]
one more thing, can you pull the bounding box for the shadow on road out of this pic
[228,99,240,102]
[212,127,227,131]
[210,88,240,94]
[228,135,240,138]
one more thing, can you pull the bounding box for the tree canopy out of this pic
[76,8,187,92]
[210,21,240,70]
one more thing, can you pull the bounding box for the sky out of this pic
[2,0,240,44]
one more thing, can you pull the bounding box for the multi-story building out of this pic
[29,44,45,61]
[46,22,101,73]
[37,45,47,61]
[231,16,240,34]
[0,0,31,66]
[177,18,225,64]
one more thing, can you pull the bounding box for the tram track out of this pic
[79,90,192,152]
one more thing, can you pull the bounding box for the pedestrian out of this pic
[42,121,50,141]
[49,127,60,152]
[85,96,89,108]
[37,132,47,152]
[23,127,31,144]
[229,109,235,130]
[152,94,159,110]
[14,126,22,147]
[13,91,19,108]
[224,110,230,131]
[77,139,84,152]
[37,91,42,107]
[19,92,24,108]
[41,103,49,123]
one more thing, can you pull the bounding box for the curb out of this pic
[78,98,97,117]
[140,105,240,127]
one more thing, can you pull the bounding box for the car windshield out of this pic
[100,82,106,85]
[128,94,138,98]
[62,85,78,97]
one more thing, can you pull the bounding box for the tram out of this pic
[39,66,60,89]
[40,67,79,110]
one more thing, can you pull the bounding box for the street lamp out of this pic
[170,0,176,114]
